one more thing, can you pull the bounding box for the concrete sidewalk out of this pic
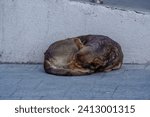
[0,64,150,100]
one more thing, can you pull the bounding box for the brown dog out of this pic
[44,35,123,76]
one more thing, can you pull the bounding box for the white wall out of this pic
[0,0,150,64]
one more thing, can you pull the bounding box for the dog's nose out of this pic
[83,64,91,68]
[90,66,95,70]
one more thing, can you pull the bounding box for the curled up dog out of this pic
[44,35,123,76]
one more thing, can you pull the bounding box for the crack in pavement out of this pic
[111,85,119,99]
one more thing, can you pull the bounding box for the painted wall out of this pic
[0,0,150,64]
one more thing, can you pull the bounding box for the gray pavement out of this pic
[71,0,150,12]
[0,64,150,100]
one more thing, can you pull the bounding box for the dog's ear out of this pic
[74,38,84,49]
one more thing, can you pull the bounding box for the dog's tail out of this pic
[44,59,92,76]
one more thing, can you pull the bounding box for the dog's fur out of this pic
[44,35,123,76]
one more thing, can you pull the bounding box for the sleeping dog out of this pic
[44,35,123,76]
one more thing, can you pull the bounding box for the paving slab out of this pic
[0,64,150,100]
